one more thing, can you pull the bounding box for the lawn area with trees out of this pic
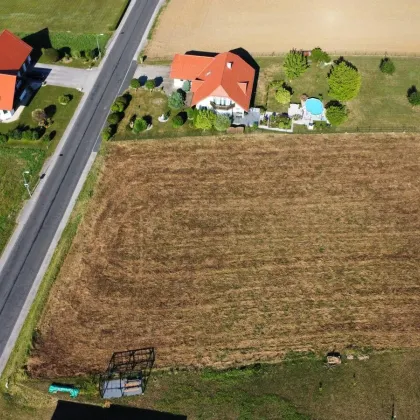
[0,85,82,255]
[257,55,420,131]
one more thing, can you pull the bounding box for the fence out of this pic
[255,51,420,58]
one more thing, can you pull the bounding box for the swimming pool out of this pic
[305,98,324,115]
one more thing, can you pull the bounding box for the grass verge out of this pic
[0,147,106,386]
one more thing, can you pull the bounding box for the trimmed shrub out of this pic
[182,80,191,92]
[101,126,113,141]
[186,107,196,120]
[275,87,292,105]
[172,115,184,128]
[31,130,40,140]
[213,114,231,131]
[408,90,420,106]
[283,49,309,80]
[85,49,97,60]
[168,91,184,109]
[71,50,81,59]
[311,47,331,64]
[8,128,23,140]
[130,79,140,89]
[132,118,147,133]
[326,102,348,126]
[107,112,122,125]
[328,61,361,101]
[145,79,155,90]
[380,58,395,75]
[58,94,71,105]
[111,96,129,112]
[32,109,47,125]
[194,109,215,130]
[42,48,60,63]
[0,133,8,143]
[22,130,33,141]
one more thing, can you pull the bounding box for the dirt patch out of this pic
[31,134,420,377]
[146,0,420,58]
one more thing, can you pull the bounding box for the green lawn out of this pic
[257,56,420,131]
[2,350,420,419]
[0,0,128,33]
[0,85,82,255]
[0,85,82,155]
[0,0,129,67]
[0,148,46,253]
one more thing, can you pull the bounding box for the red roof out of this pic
[170,52,255,111]
[0,30,32,111]
[0,30,32,72]
[0,74,17,111]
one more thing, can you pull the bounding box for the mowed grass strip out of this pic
[256,56,420,130]
[0,0,129,34]
[31,134,420,377]
[0,148,46,254]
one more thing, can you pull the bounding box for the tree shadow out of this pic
[139,75,148,86]
[333,56,358,71]
[176,88,186,100]
[177,111,187,123]
[22,28,52,63]
[154,76,163,87]
[48,130,56,141]
[325,100,343,108]
[58,46,70,58]
[230,47,260,107]
[44,104,56,118]
[407,85,417,97]
[143,115,153,125]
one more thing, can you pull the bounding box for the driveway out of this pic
[33,63,97,93]
[134,64,173,94]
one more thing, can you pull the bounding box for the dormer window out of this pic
[227,62,233,69]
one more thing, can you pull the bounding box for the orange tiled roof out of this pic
[0,74,17,111]
[0,30,32,72]
[171,52,255,111]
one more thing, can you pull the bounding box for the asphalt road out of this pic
[0,0,159,368]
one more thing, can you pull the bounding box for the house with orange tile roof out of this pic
[170,51,255,119]
[0,30,33,121]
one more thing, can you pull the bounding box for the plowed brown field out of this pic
[146,0,420,58]
[31,134,420,377]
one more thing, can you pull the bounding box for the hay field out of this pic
[31,134,420,377]
[146,0,420,57]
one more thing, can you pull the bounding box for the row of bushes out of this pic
[42,47,101,64]
[0,125,46,143]
[102,94,131,140]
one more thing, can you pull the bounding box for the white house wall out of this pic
[0,109,14,121]
[196,96,245,116]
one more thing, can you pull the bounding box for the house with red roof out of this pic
[0,30,33,121]
[170,51,255,119]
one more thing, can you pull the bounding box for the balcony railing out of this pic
[210,101,235,111]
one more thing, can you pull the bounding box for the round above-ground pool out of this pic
[305,98,324,115]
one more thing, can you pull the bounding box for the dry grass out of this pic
[31,134,420,377]
[146,0,420,58]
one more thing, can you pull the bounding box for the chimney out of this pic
[227,62,233,69]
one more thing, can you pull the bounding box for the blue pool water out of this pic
[305,98,324,115]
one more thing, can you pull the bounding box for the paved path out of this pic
[0,0,162,378]
[34,63,97,92]
[134,64,173,94]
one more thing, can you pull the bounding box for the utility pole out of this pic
[22,171,31,198]
[96,33,104,60]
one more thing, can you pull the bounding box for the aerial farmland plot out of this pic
[146,0,420,58]
[30,134,420,377]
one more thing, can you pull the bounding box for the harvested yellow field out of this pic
[31,134,420,377]
[147,0,420,58]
